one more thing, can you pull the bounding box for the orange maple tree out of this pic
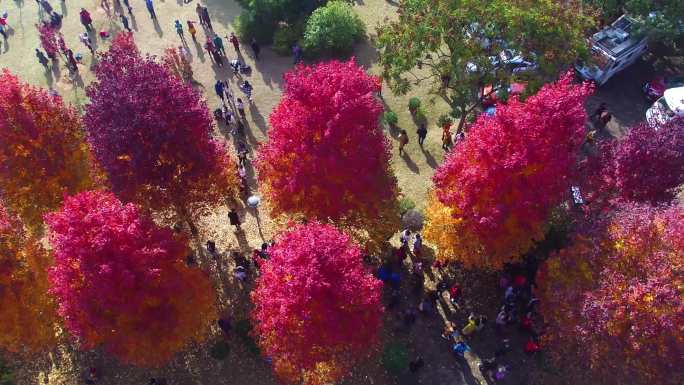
[0,203,58,354]
[0,70,92,232]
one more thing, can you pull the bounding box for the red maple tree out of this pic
[538,202,684,385]
[84,33,238,234]
[251,222,384,384]
[46,190,216,367]
[424,73,592,268]
[255,59,399,252]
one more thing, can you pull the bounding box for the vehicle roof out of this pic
[590,15,645,58]
[664,87,684,114]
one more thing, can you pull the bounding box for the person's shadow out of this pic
[129,12,138,31]
[401,152,419,174]
[248,104,268,134]
[421,148,438,169]
[192,37,205,62]
[152,16,163,37]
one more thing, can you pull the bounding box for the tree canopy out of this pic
[255,59,400,252]
[377,0,594,130]
[251,222,383,384]
[0,203,58,354]
[46,190,216,366]
[0,70,92,232]
[424,73,592,268]
[538,202,684,385]
[84,33,238,232]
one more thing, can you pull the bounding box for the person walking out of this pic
[195,3,204,25]
[214,79,225,101]
[292,43,302,64]
[417,123,427,148]
[0,22,6,40]
[236,98,245,118]
[250,38,260,60]
[398,129,409,155]
[66,49,78,74]
[187,20,197,41]
[442,125,452,151]
[79,8,93,32]
[228,208,241,231]
[145,0,156,19]
[174,20,185,43]
[120,13,131,32]
[79,32,94,54]
[201,5,212,30]
[204,37,215,62]
[36,48,49,68]
[228,32,239,53]
[213,34,225,56]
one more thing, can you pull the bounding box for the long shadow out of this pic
[192,37,205,62]
[240,119,260,147]
[44,67,54,88]
[152,16,163,37]
[248,104,268,134]
[401,152,419,174]
[129,11,138,31]
[59,0,67,16]
[422,148,438,169]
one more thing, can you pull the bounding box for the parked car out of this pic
[642,75,684,101]
[499,49,538,74]
[645,86,684,128]
[481,82,526,108]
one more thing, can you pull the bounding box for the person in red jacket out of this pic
[79,8,93,32]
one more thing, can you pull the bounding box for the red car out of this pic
[643,75,684,101]
[481,82,526,108]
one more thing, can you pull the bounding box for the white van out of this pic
[575,15,648,86]
[645,87,684,128]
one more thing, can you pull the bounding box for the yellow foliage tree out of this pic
[0,204,58,354]
[0,70,92,232]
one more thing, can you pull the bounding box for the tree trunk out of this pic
[175,203,198,237]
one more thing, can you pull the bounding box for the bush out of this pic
[415,106,428,124]
[303,1,365,56]
[383,111,398,127]
[209,340,230,360]
[398,196,415,215]
[437,114,452,128]
[236,10,278,44]
[0,359,12,385]
[408,97,421,112]
[273,22,305,56]
[381,342,408,375]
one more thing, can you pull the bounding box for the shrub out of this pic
[209,341,230,360]
[381,342,408,374]
[236,9,278,44]
[303,1,365,56]
[383,111,398,127]
[415,106,428,124]
[408,97,421,112]
[437,114,452,127]
[398,196,416,215]
[0,359,12,385]
[273,22,305,56]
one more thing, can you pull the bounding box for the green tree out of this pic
[377,0,595,132]
[303,1,365,56]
